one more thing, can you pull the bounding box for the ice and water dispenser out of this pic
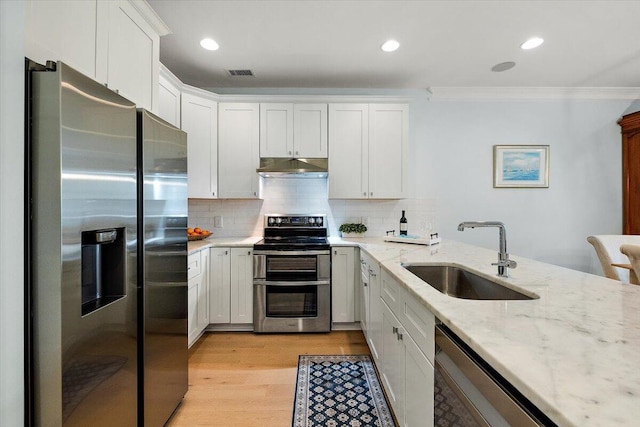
[81,227,127,316]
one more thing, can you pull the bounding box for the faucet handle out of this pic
[492,259,518,269]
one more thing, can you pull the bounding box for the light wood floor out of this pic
[168,331,370,427]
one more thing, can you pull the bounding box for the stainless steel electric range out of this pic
[253,214,331,333]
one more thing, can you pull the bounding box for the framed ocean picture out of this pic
[493,145,549,188]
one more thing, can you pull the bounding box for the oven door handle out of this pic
[253,250,330,256]
[253,280,330,287]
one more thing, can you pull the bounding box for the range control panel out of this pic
[264,215,325,227]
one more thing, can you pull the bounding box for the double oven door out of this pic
[253,250,331,333]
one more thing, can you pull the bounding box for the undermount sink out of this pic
[402,264,538,300]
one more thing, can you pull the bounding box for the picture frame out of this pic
[493,145,549,188]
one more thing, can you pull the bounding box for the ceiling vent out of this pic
[226,69,255,77]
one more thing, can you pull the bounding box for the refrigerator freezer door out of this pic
[31,62,138,426]
[138,109,188,426]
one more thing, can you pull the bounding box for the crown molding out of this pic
[430,87,640,100]
[129,0,171,36]
[209,93,413,103]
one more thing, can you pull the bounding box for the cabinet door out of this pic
[381,303,406,426]
[188,275,199,346]
[294,104,328,158]
[230,248,254,324]
[158,69,181,127]
[367,260,383,364]
[328,104,369,199]
[25,0,99,80]
[182,93,218,198]
[197,248,210,331]
[405,334,435,427]
[360,265,370,334]
[368,104,408,199]
[105,1,159,110]
[218,103,261,198]
[209,248,231,323]
[332,247,356,323]
[260,103,293,157]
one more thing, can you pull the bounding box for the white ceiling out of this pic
[147,0,640,90]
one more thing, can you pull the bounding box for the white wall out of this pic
[424,98,640,272]
[0,1,25,426]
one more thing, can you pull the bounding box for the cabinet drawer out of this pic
[380,269,401,313]
[188,251,202,280]
[399,287,435,365]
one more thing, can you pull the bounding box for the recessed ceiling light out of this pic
[491,61,516,72]
[520,37,544,50]
[200,38,219,51]
[381,40,400,52]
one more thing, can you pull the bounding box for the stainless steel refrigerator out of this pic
[27,61,187,426]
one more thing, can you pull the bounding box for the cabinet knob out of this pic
[369,270,377,277]
[392,326,398,334]
[295,151,299,155]
[225,250,228,255]
[289,151,292,155]
[248,250,251,255]
[363,192,367,196]
[253,191,257,196]
[397,332,403,341]
[363,282,368,287]
[212,192,215,196]
[370,192,373,196]
[334,250,337,255]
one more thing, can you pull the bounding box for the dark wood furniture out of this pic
[619,111,640,235]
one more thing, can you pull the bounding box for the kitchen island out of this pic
[331,236,640,427]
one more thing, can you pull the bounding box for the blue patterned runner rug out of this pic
[292,355,396,427]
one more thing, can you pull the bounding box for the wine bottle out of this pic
[400,210,407,236]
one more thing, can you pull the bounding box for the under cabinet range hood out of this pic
[257,157,328,178]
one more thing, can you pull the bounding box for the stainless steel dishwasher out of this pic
[434,324,557,427]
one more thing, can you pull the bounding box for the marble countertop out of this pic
[343,237,640,427]
[188,236,261,254]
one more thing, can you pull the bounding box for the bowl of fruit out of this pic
[187,227,212,241]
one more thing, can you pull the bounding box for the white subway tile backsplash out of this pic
[188,178,437,238]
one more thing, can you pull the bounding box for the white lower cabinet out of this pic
[331,247,357,324]
[360,256,370,334]
[361,256,434,427]
[367,255,383,364]
[209,247,254,326]
[209,248,231,323]
[230,248,254,324]
[188,249,209,347]
[381,302,406,425]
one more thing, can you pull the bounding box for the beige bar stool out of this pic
[587,235,640,282]
[620,244,640,286]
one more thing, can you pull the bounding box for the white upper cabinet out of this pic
[328,104,369,199]
[181,91,218,199]
[368,104,408,199]
[260,103,328,158]
[260,103,294,157]
[25,0,100,79]
[25,0,168,111]
[158,65,181,127]
[294,104,328,158]
[218,103,261,199]
[328,103,408,199]
[102,1,161,111]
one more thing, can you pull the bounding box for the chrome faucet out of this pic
[457,221,517,277]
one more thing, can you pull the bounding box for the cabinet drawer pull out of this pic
[369,270,377,277]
